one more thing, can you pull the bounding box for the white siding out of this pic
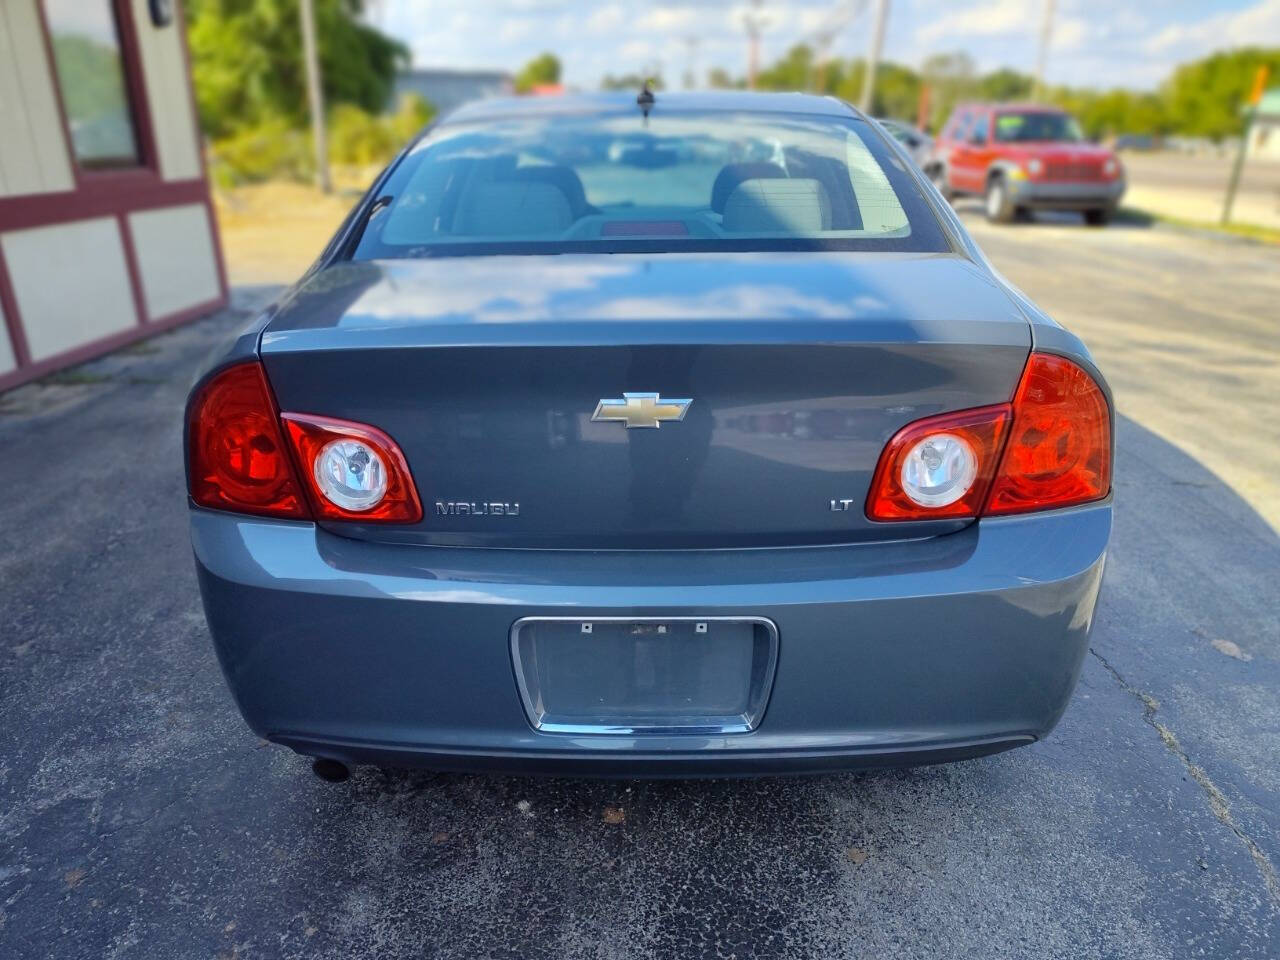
[128,203,220,319]
[1,218,136,361]
[0,299,15,373]
[0,0,75,197]
[130,0,201,182]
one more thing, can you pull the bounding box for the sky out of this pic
[370,0,1280,91]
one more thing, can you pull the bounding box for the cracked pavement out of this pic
[1,216,1278,959]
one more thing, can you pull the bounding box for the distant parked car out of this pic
[926,103,1126,225]
[874,117,933,167]
[1112,134,1159,152]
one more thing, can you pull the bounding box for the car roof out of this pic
[442,90,860,125]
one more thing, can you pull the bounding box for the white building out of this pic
[0,0,226,392]
[1246,90,1280,162]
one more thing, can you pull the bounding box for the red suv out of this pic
[927,103,1125,225]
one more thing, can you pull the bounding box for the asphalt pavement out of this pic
[1,217,1278,959]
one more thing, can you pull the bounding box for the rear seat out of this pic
[452,180,574,236]
[721,178,832,233]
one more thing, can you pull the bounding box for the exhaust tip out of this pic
[311,757,352,783]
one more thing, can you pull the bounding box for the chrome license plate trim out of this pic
[509,616,779,736]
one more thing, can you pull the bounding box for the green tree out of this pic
[515,53,562,93]
[979,68,1033,102]
[184,0,408,138]
[601,73,665,91]
[1163,48,1280,139]
[706,67,743,90]
[836,61,921,119]
[755,44,815,91]
[919,51,978,131]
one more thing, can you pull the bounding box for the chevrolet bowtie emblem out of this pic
[592,392,692,429]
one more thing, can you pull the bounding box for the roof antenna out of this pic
[636,79,656,126]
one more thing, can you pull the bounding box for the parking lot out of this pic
[1,215,1277,958]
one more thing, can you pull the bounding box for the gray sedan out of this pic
[875,116,934,167]
[185,91,1112,781]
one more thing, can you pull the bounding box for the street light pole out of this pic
[299,0,331,193]
[744,0,765,90]
[859,0,888,114]
[1032,0,1056,102]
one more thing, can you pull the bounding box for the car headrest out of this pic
[710,162,787,213]
[452,180,574,236]
[502,165,592,218]
[721,178,832,233]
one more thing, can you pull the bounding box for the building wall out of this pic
[128,203,221,320]
[0,0,226,392]
[0,298,14,374]
[0,0,75,197]
[2,219,137,361]
[129,0,201,182]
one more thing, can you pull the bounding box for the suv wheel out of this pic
[984,176,1015,223]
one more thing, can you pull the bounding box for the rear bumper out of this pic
[191,503,1110,777]
[1008,178,1126,209]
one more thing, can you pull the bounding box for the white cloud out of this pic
[1144,0,1280,56]
[381,0,1273,93]
[915,0,1037,46]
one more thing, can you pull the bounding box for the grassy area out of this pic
[1118,206,1280,245]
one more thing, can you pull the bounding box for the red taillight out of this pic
[188,362,422,524]
[866,352,1111,521]
[280,413,422,523]
[188,362,309,519]
[866,405,1011,520]
[985,352,1110,515]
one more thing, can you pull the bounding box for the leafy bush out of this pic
[327,104,395,167]
[209,119,313,187]
[209,94,436,186]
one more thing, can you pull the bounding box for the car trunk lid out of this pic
[260,252,1030,548]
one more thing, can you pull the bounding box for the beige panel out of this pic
[0,298,15,373]
[130,0,201,182]
[0,0,75,197]
[128,203,220,319]
[2,218,137,361]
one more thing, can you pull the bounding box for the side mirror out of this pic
[969,132,987,146]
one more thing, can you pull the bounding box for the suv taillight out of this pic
[867,352,1110,521]
[188,361,421,523]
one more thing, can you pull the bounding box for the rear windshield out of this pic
[350,110,950,259]
[993,111,1084,143]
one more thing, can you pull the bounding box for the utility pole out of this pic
[808,0,868,94]
[1032,0,1056,102]
[299,0,330,193]
[1222,65,1270,225]
[684,35,700,90]
[859,0,888,114]
[744,0,765,90]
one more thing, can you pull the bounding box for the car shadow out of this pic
[952,198,1157,231]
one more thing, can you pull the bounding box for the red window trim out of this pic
[36,0,159,182]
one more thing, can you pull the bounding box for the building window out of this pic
[42,0,142,169]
